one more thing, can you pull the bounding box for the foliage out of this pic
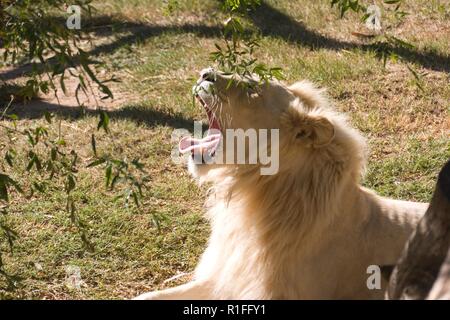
[210,0,284,86]
[0,0,435,291]
[0,0,115,102]
[0,0,151,285]
[0,105,149,284]
[329,0,424,91]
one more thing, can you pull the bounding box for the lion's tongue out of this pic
[179,133,221,155]
[179,105,221,155]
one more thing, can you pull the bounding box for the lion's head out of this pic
[179,68,366,185]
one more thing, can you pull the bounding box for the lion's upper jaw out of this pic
[179,80,223,159]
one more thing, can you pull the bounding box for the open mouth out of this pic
[178,80,222,158]
[196,93,221,132]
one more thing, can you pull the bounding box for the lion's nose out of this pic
[199,67,216,83]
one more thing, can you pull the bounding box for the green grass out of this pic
[0,0,449,299]
[364,137,450,202]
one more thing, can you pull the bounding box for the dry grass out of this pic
[0,0,449,299]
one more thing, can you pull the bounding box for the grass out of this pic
[0,0,449,299]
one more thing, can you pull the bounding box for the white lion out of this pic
[135,68,428,299]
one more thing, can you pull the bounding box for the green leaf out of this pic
[33,182,45,193]
[0,174,23,201]
[91,134,97,156]
[360,12,370,22]
[60,74,67,95]
[66,198,76,217]
[26,152,36,171]
[44,111,53,124]
[5,151,14,167]
[110,173,121,190]
[0,178,8,202]
[35,155,42,171]
[7,114,19,121]
[406,64,425,92]
[388,36,415,49]
[97,111,110,133]
[87,158,106,168]
[105,164,113,187]
[26,131,36,146]
[51,147,57,161]
[99,84,113,100]
[131,191,140,207]
[131,159,145,171]
[66,175,76,194]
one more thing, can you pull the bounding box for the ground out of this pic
[0,0,449,299]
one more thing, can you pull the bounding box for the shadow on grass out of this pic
[1,1,448,82]
[3,100,198,131]
[248,1,450,73]
[0,21,223,82]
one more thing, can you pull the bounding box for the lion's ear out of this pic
[282,108,335,148]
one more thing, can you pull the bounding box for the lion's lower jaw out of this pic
[187,155,219,181]
[187,155,240,185]
[187,156,222,179]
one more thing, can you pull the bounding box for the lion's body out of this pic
[135,71,428,300]
[193,185,426,299]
